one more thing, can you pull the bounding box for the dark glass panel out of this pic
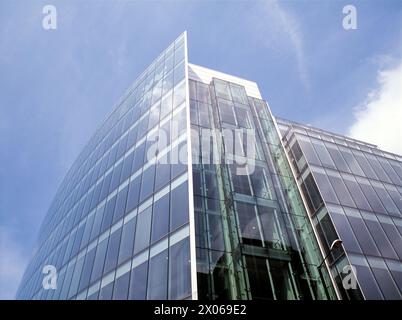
[113,272,130,300]
[103,228,122,274]
[133,206,152,254]
[170,181,189,231]
[118,217,137,265]
[113,186,128,223]
[236,202,262,246]
[78,248,96,292]
[129,261,148,300]
[101,195,117,233]
[90,237,109,282]
[169,238,191,299]
[151,194,170,243]
[126,176,141,213]
[139,165,155,203]
[147,250,168,300]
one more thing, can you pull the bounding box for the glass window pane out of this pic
[133,206,152,254]
[101,195,117,233]
[155,163,171,191]
[356,177,387,214]
[169,238,191,299]
[91,237,109,282]
[371,181,399,215]
[324,142,350,173]
[126,176,141,213]
[327,205,362,254]
[311,139,336,169]
[90,205,105,241]
[151,194,170,243]
[214,79,231,100]
[338,147,365,176]
[365,154,392,184]
[173,81,185,109]
[103,228,122,274]
[129,261,148,300]
[303,173,323,211]
[170,181,189,231]
[344,208,380,257]
[311,168,339,205]
[110,161,123,192]
[147,249,168,299]
[297,135,321,166]
[68,255,84,299]
[326,170,356,207]
[367,257,401,299]
[361,213,398,260]
[120,152,134,183]
[113,272,130,300]
[236,202,262,246]
[99,282,114,300]
[78,248,96,292]
[218,99,236,125]
[118,217,137,264]
[131,142,146,174]
[342,173,372,211]
[352,150,377,180]
[139,165,155,203]
[196,82,210,104]
[113,186,128,223]
[349,255,383,299]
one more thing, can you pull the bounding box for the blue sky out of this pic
[0,0,401,299]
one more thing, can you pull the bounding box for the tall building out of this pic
[16,32,402,300]
[277,118,402,299]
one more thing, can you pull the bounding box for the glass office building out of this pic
[278,118,402,299]
[16,32,402,300]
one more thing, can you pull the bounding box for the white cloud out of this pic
[348,61,402,155]
[0,227,28,299]
[247,0,309,90]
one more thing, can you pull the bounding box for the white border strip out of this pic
[183,31,198,300]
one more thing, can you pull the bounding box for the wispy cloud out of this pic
[0,226,28,299]
[348,60,402,155]
[247,0,309,90]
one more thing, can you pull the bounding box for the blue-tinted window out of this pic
[120,152,134,183]
[78,248,96,292]
[118,218,137,265]
[90,205,105,241]
[131,143,146,174]
[70,225,85,258]
[91,238,109,282]
[113,272,130,300]
[155,164,171,191]
[170,182,189,231]
[80,214,95,249]
[140,165,155,203]
[68,255,84,299]
[147,250,168,299]
[99,282,114,300]
[169,238,192,300]
[109,161,123,192]
[113,186,128,223]
[126,176,141,213]
[134,206,152,254]
[99,172,113,202]
[101,195,117,233]
[151,194,170,243]
[129,261,148,299]
[103,228,122,275]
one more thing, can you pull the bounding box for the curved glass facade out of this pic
[17,32,339,300]
[16,33,192,300]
